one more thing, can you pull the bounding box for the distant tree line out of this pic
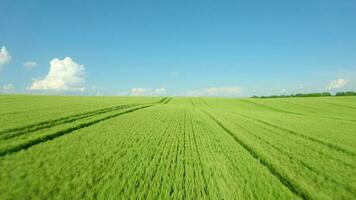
[335,91,356,96]
[251,91,356,98]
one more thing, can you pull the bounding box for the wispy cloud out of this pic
[2,83,14,93]
[131,88,150,96]
[326,78,349,90]
[23,61,38,69]
[0,46,11,71]
[185,86,242,97]
[28,57,85,91]
[131,87,167,96]
[155,88,166,95]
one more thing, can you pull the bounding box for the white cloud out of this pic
[131,87,167,96]
[131,88,150,96]
[326,78,349,90]
[0,46,11,70]
[155,88,166,94]
[28,57,85,91]
[23,61,38,69]
[186,86,242,97]
[2,84,14,93]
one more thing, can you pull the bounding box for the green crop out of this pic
[0,95,355,199]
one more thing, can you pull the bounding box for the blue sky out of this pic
[1,0,355,97]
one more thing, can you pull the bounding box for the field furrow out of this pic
[200,109,311,200]
[0,105,154,156]
[0,104,139,139]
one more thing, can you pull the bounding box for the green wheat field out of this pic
[0,95,355,199]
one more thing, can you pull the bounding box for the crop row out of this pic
[0,98,171,157]
[190,97,356,199]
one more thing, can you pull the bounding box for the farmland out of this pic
[0,95,355,199]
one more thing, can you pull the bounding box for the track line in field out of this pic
[0,98,167,139]
[199,98,212,109]
[201,110,312,200]
[227,110,354,167]
[239,99,301,115]
[282,101,356,122]
[238,115,355,167]
[318,101,356,110]
[0,104,136,135]
[314,115,356,122]
[227,118,356,196]
[1,98,170,141]
[157,97,169,103]
[189,98,197,108]
[197,111,259,198]
[0,105,155,157]
[240,99,356,122]
[163,97,172,104]
[193,111,225,198]
[0,104,140,140]
[240,114,355,157]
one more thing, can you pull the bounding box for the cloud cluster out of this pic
[326,78,349,90]
[131,88,149,96]
[29,57,85,91]
[155,88,166,94]
[186,86,241,97]
[23,61,38,69]
[131,87,167,96]
[0,46,11,71]
[2,84,14,93]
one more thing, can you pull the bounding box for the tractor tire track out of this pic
[0,98,168,140]
[197,111,259,199]
[163,97,172,104]
[283,101,356,122]
[193,110,226,199]
[240,99,356,123]
[318,101,356,110]
[0,104,139,140]
[200,98,212,109]
[237,115,354,168]
[239,99,301,115]
[157,97,169,103]
[189,98,197,107]
[239,114,355,156]
[0,105,154,157]
[201,110,313,200]
[227,118,356,196]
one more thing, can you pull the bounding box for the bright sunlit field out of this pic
[0,95,355,199]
